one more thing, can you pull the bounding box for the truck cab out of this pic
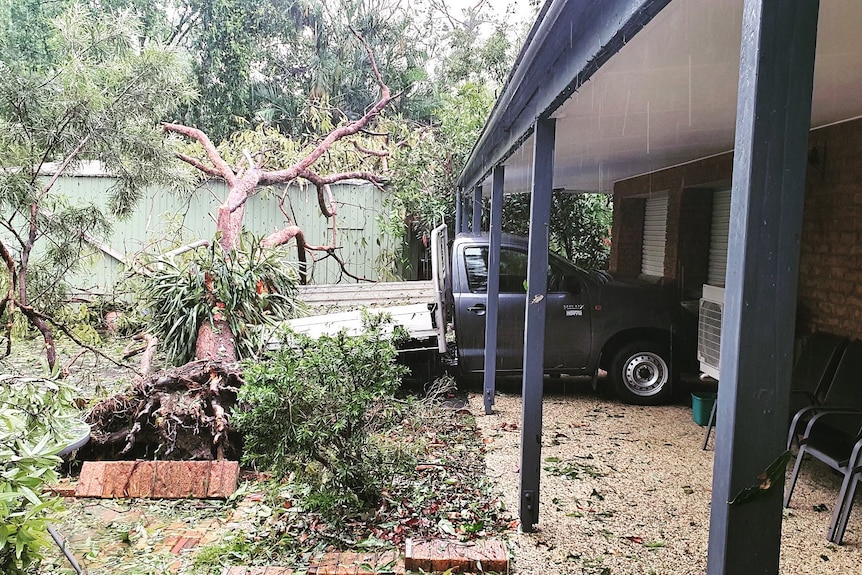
[445,231,679,405]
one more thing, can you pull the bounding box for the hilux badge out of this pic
[564,304,585,317]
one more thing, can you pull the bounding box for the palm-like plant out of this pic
[139,233,302,365]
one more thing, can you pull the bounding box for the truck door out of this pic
[455,245,592,374]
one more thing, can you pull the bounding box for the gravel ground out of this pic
[472,380,862,575]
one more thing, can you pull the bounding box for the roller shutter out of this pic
[707,189,732,287]
[641,193,668,279]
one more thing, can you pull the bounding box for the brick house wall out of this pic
[797,120,862,339]
[609,117,862,339]
[611,154,733,297]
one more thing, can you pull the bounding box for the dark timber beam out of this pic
[483,166,505,415]
[454,190,463,235]
[707,1,819,573]
[457,0,670,192]
[472,187,482,235]
[519,117,555,531]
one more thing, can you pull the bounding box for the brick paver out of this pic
[222,568,294,574]
[404,538,508,573]
[75,460,239,498]
[309,550,404,575]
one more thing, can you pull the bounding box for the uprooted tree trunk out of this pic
[164,35,394,364]
[82,360,244,461]
[84,35,396,462]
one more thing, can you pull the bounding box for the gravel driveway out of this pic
[473,381,862,574]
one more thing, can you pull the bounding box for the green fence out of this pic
[50,169,395,294]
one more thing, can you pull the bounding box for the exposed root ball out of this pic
[81,360,243,461]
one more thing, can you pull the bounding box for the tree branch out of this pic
[163,123,237,186]
[352,140,389,158]
[258,33,394,186]
[174,152,225,178]
[14,301,139,375]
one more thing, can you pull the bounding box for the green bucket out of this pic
[691,392,717,426]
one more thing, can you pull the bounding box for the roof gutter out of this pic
[457,0,672,192]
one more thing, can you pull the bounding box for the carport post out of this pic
[472,186,483,234]
[483,166,505,415]
[454,189,463,234]
[707,1,818,574]
[519,117,555,532]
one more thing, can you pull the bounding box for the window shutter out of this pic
[641,193,668,279]
[707,189,732,287]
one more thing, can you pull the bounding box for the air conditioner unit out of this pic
[697,284,724,380]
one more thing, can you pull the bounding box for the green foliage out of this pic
[502,192,613,269]
[139,233,301,365]
[235,313,411,517]
[0,376,83,574]
[385,82,495,245]
[0,1,196,369]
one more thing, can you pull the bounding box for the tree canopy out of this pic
[0,2,195,369]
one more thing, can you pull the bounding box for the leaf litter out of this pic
[4,335,514,573]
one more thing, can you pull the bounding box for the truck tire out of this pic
[610,341,673,405]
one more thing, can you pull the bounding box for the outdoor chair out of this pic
[703,331,846,451]
[827,436,862,544]
[784,340,862,542]
[787,331,848,417]
[786,336,857,451]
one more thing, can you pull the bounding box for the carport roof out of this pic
[458,0,862,195]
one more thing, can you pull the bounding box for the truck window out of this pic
[463,247,572,293]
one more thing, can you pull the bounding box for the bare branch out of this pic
[259,33,394,186]
[14,301,138,374]
[261,225,311,284]
[352,140,389,158]
[299,169,387,187]
[174,152,224,179]
[38,134,91,201]
[163,123,237,186]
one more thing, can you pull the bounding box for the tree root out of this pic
[82,360,244,461]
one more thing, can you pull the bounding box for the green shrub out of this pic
[235,313,411,517]
[139,232,301,364]
[0,376,82,574]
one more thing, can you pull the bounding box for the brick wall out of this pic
[797,119,862,339]
[610,154,733,296]
[610,117,862,339]
[608,196,645,277]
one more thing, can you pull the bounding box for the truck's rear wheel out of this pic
[610,341,673,405]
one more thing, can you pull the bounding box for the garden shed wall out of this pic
[610,117,862,340]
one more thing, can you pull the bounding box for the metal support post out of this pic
[519,118,555,532]
[707,1,819,573]
[454,189,462,235]
[483,167,505,415]
[472,186,483,235]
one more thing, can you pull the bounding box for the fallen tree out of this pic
[83,32,398,462]
[82,360,244,461]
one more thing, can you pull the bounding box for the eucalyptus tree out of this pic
[160,34,396,363]
[0,3,195,370]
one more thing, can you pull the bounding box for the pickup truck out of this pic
[287,225,681,406]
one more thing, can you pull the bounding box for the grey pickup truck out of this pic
[443,230,680,406]
[288,225,683,406]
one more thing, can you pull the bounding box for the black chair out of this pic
[704,331,846,451]
[828,437,862,544]
[788,331,848,416]
[786,334,854,451]
[783,340,862,542]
